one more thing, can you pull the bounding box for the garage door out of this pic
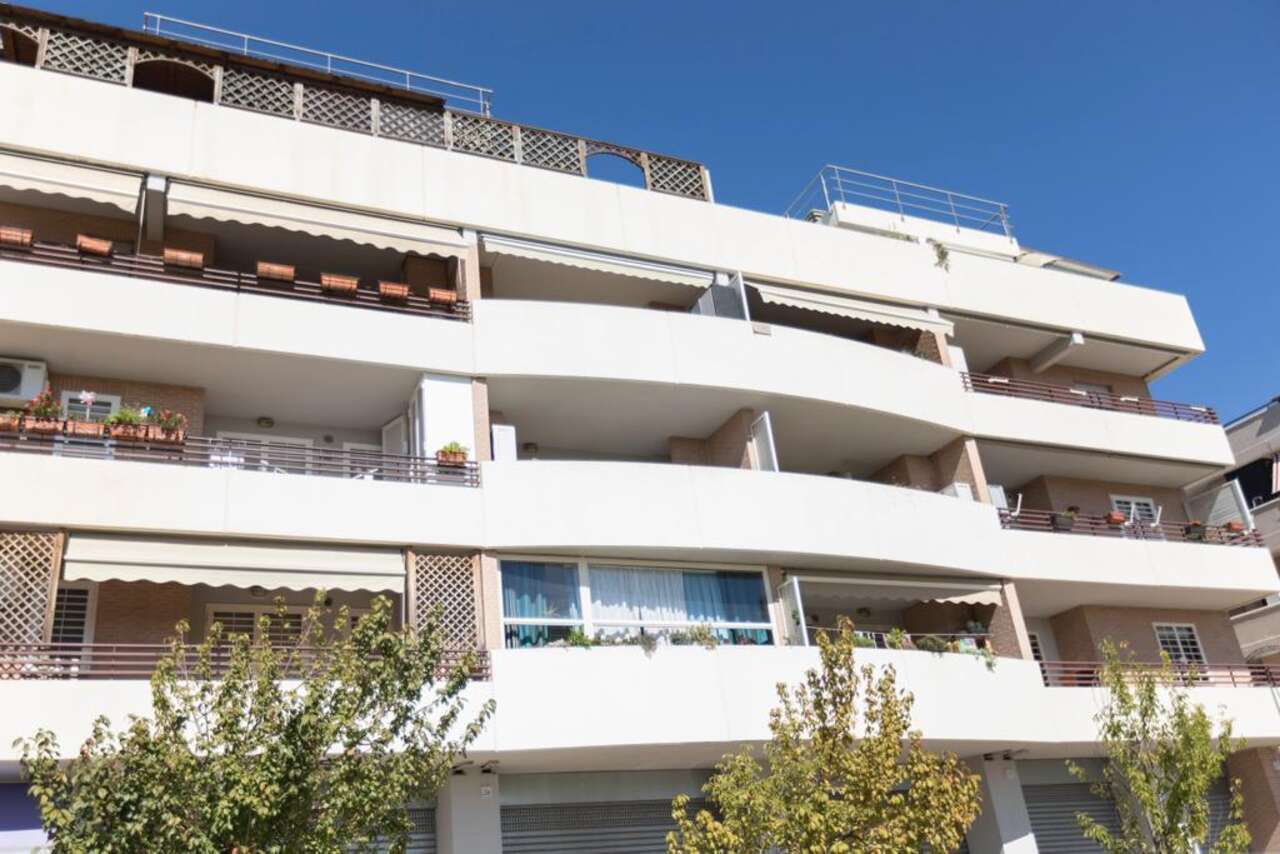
[1023,783,1120,853]
[501,798,705,853]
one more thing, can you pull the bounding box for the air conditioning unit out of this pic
[0,358,46,408]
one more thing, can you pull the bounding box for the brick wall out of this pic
[1049,606,1244,663]
[987,357,1151,399]
[870,437,990,503]
[669,408,756,469]
[1228,748,1280,851]
[49,372,206,435]
[1011,475,1188,522]
[92,580,193,645]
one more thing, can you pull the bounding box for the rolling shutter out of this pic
[50,588,91,643]
[500,799,705,853]
[1205,777,1233,848]
[1023,783,1120,853]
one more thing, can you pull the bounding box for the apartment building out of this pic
[0,5,1277,852]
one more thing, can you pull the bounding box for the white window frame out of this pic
[59,390,121,421]
[496,555,775,645]
[1152,622,1206,665]
[1111,494,1159,524]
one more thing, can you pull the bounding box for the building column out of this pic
[965,758,1039,854]
[1228,748,1280,851]
[436,770,502,854]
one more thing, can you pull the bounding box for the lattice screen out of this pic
[379,102,447,147]
[648,154,708,200]
[301,85,373,133]
[134,48,217,80]
[451,114,517,161]
[42,29,128,83]
[0,531,60,646]
[1,20,39,41]
[411,552,479,649]
[585,140,645,168]
[521,128,583,174]
[220,67,296,117]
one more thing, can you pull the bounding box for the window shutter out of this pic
[1111,496,1158,524]
[51,588,91,643]
[1154,624,1206,664]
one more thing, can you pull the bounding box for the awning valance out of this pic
[749,283,954,336]
[0,151,141,213]
[480,233,715,288]
[796,574,1001,607]
[167,182,467,255]
[64,534,404,593]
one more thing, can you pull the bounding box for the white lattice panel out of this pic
[135,48,217,80]
[0,532,58,645]
[648,155,708,199]
[1,20,39,41]
[585,140,645,168]
[220,67,295,116]
[380,102,447,146]
[521,128,583,173]
[42,29,128,83]
[412,553,478,649]
[451,114,516,161]
[301,85,372,132]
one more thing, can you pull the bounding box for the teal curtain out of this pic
[684,571,769,624]
[501,561,580,648]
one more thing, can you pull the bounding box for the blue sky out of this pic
[39,0,1280,420]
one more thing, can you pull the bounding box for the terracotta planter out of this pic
[0,414,20,432]
[257,261,295,283]
[163,247,204,269]
[76,234,113,257]
[378,281,410,302]
[1183,522,1207,542]
[321,273,359,296]
[1104,510,1127,526]
[107,423,148,442]
[145,424,187,445]
[436,450,467,466]
[0,226,32,248]
[1224,520,1246,534]
[428,287,458,305]
[66,420,105,439]
[25,417,63,436]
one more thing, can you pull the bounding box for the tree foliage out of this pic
[1069,640,1249,853]
[19,594,493,853]
[667,618,981,853]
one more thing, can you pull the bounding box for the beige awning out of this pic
[167,182,467,255]
[750,283,954,336]
[64,534,404,593]
[0,151,141,212]
[796,575,1001,607]
[481,233,715,288]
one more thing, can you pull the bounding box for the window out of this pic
[499,559,773,649]
[207,604,350,647]
[1154,623,1206,665]
[1111,495,1158,524]
[59,391,120,422]
[51,585,95,644]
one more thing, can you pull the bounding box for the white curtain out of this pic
[590,565,688,623]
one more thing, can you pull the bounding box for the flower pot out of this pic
[75,234,113,257]
[0,226,32,248]
[428,287,458,305]
[163,247,204,269]
[108,423,148,442]
[0,414,20,433]
[436,450,467,466]
[378,281,410,302]
[1224,520,1246,534]
[321,273,359,296]
[1050,513,1077,532]
[66,420,105,439]
[1183,523,1207,542]
[256,261,295,283]
[145,424,187,445]
[1104,510,1127,526]
[25,417,63,436]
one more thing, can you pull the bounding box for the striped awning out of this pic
[749,282,953,336]
[63,534,404,592]
[0,150,141,212]
[480,233,715,288]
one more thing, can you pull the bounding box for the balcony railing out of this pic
[0,240,471,321]
[810,629,991,652]
[0,428,480,487]
[1041,660,1280,688]
[961,372,1218,424]
[0,642,490,680]
[999,509,1262,547]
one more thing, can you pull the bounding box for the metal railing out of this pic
[1040,660,1280,688]
[0,642,490,680]
[0,240,470,321]
[807,629,992,651]
[785,165,1013,237]
[1000,508,1263,547]
[141,12,494,115]
[961,372,1218,424]
[0,429,481,487]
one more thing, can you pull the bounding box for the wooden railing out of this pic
[1041,660,1280,688]
[0,642,490,680]
[0,428,480,487]
[1000,508,1262,547]
[960,372,1218,424]
[0,241,470,321]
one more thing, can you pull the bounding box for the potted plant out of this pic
[1051,505,1080,532]
[436,441,468,466]
[428,287,458,306]
[1104,509,1127,526]
[912,634,949,654]
[257,261,295,284]
[0,226,32,248]
[23,386,62,435]
[146,409,189,444]
[378,281,410,302]
[1223,520,1247,534]
[0,410,20,432]
[104,406,148,442]
[75,233,113,257]
[1183,519,1207,542]
[321,273,359,296]
[163,247,204,269]
[66,417,105,439]
[885,627,909,650]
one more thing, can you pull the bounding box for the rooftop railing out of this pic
[1000,508,1262,547]
[0,428,481,487]
[1041,660,1279,688]
[961,372,1219,424]
[785,165,1013,237]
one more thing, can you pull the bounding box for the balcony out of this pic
[1040,660,1280,688]
[1000,508,1262,548]
[962,371,1218,425]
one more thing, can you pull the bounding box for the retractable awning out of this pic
[0,151,141,212]
[480,233,715,288]
[749,283,953,336]
[796,575,1001,607]
[166,182,467,255]
[63,534,404,593]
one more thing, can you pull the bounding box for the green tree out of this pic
[667,618,981,853]
[18,593,493,853]
[1069,640,1250,853]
